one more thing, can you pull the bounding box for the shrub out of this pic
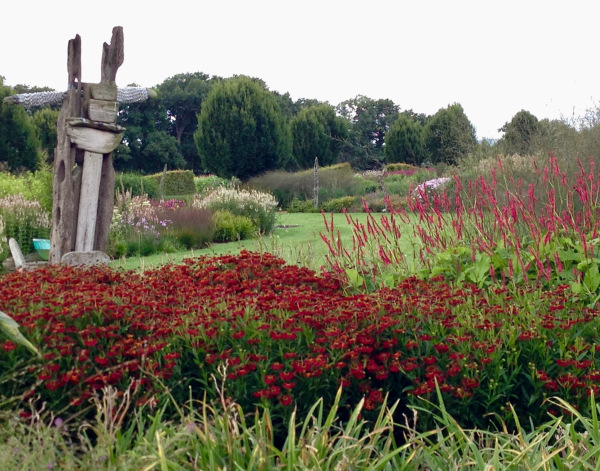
[145,170,196,197]
[247,163,361,209]
[157,206,213,250]
[0,214,4,257]
[386,162,419,171]
[108,191,171,257]
[193,175,230,194]
[287,198,318,213]
[115,172,159,199]
[355,193,407,213]
[0,194,50,260]
[320,196,357,213]
[211,210,256,242]
[0,167,53,213]
[193,186,278,234]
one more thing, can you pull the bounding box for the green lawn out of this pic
[110,212,417,272]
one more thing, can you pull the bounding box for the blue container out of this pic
[33,238,51,261]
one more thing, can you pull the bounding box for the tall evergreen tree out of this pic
[194,76,292,179]
[499,110,540,156]
[384,114,426,166]
[290,104,348,169]
[32,108,59,161]
[0,79,40,172]
[424,103,477,165]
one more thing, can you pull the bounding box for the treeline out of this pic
[1,73,598,179]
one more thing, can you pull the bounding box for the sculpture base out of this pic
[61,251,111,267]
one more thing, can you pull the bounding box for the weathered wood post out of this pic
[59,27,125,263]
[3,27,155,266]
[313,157,319,209]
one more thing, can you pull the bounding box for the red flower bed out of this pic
[1,251,599,430]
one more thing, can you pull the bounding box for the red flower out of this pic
[279,371,295,381]
[434,343,449,354]
[461,377,480,389]
[280,394,293,406]
[264,374,277,385]
[83,338,98,347]
[94,356,109,367]
[1,340,17,352]
[369,389,383,403]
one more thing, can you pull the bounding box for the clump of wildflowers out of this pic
[0,214,5,256]
[413,177,451,201]
[0,194,50,258]
[193,186,278,234]
[111,190,171,241]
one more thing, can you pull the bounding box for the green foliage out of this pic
[290,104,348,169]
[193,174,229,194]
[384,114,426,165]
[31,108,59,161]
[336,95,399,161]
[194,186,278,234]
[158,206,214,250]
[0,194,50,259]
[424,103,477,165]
[145,170,196,197]
[0,310,40,357]
[195,76,293,179]
[211,210,256,242]
[386,162,419,172]
[115,172,159,198]
[0,80,41,172]
[158,72,223,173]
[320,196,356,213]
[247,163,361,209]
[498,109,540,156]
[0,166,53,213]
[287,198,318,213]
[115,95,186,174]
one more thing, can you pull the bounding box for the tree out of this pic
[32,108,59,161]
[384,114,426,166]
[159,72,222,173]
[499,110,540,156]
[0,79,40,172]
[290,104,348,169]
[194,76,292,179]
[424,103,477,165]
[115,88,185,173]
[336,95,399,161]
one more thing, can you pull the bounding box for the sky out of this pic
[2,0,598,139]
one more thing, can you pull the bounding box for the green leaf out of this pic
[584,264,600,293]
[570,281,583,294]
[344,268,364,289]
[0,310,41,357]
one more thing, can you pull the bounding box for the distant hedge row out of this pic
[116,170,195,198]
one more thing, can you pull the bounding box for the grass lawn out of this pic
[110,212,419,273]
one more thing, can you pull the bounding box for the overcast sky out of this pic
[2,0,598,139]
